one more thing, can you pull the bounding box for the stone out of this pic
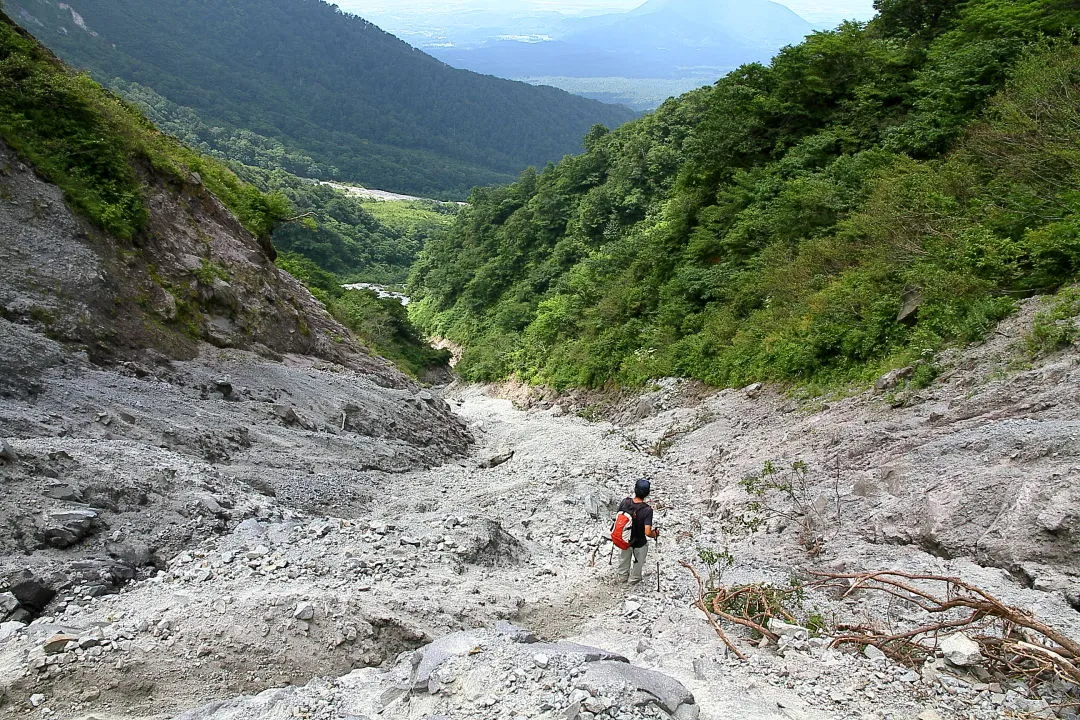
[42,483,83,502]
[0,591,18,618]
[41,508,101,548]
[863,644,887,662]
[767,618,809,640]
[533,653,549,669]
[494,620,537,643]
[897,288,923,323]
[939,633,983,667]
[0,620,25,641]
[917,711,943,720]
[743,382,763,398]
[293,602,315,621]
[478,451,514,469]
[410,631,483,691]
[29,694,45,708]
[8,575,55,613]
[0,439,17,463]
[43,633,79,654]
[624,599,642,615]
[106,541,155,567]
[583,661,697,718]
[528,642,628,665]
[874,366,914,393]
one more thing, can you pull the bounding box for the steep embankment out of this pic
[0,8,471,643]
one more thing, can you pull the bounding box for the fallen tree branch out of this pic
[809,570,1080,686]
[680,561,746,660]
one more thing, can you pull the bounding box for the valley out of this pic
[1,1,1079,718]
[2,293,1079,720]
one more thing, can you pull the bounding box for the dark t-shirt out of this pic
[618,497,654,548]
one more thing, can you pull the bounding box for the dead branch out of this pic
[809,570,1080,686]
[680,561,746,660]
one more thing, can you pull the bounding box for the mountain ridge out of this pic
[428,0,813,82]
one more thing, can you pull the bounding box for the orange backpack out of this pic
[610,501,637,550]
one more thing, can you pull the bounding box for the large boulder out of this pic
[39,508,102,548]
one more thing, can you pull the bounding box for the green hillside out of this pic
[0,8,446,377]
[5,0,636,199]
[408,0,1080,390]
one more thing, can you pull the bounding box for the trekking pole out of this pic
[655,528,661,593]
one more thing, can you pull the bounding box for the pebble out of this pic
[294,602,315,621]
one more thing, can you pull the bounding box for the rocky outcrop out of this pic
[171,626,698,720]
[0,139,401,390]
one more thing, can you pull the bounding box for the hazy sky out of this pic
[338,0,877,27]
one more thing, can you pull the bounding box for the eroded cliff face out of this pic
[0,139,400,389]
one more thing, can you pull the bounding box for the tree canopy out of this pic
[408,0,1080,390]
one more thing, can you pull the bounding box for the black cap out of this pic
[634,478,651,498]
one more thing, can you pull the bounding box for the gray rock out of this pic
[582,661,697,717]
[767,618,809,640]
[939,633,983,667]
[874,366,914,393]
[233,519,267,538]
[410,631,483,691]
[0,439,16,463]
[40,508,101,548]
[494,620,537,643]
[42,483,83,502]
[743,382,763,398]
[0,620,25,641]
[0,591,18,618]
[106,541,156,567]
[478,451,514,469]
[863,644,887,662]
[7,575,55,613]
[528,642,628,664]
[293,602,315,621]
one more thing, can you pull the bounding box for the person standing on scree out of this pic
[617,478,659,584]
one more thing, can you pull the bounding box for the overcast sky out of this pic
[338,0,877,27]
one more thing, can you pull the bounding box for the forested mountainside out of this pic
[0,9,446,378]
[409,0,1080,391]
[5,0,636,199]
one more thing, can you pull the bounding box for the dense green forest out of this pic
[5,0,636,198]
[409,0,1080,391]
[0,9,447,378]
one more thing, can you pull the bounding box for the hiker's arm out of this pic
[644,524,659,538]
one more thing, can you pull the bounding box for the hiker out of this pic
[616,478,659,584]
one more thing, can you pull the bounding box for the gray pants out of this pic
[617,543,649,582]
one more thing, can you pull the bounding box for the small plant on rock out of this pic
[738,458,842,555]
[697,545,734,589]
